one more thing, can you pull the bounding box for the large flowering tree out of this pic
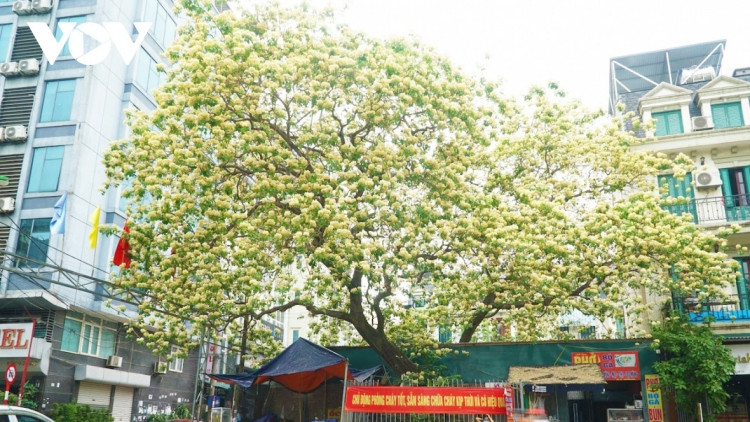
[103,2,736,377]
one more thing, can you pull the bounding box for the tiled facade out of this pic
[0,1,201,420]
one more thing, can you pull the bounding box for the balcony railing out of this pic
[663,194,750,225]
[677,294,750,323]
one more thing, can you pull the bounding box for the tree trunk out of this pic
[351,318,419,378]
[459,292,496,342]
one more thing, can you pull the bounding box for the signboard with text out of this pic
[571,351,640,380]
[345,386,506,414]
[645,375,664,422]
[728,344,750,375]
[0,323,34,359]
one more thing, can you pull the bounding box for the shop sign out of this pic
[504,387,514,422]
[728,344,750,375]
[645,375,664,422]
[344,386,506,414]
[0,323,34,358]
[571,351,640,380]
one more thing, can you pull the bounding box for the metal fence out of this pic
[663,194,750,224]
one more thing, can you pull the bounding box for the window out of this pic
[712,102,744,129]
[17,415,49,422]
[0,24,12,62]
[27,146,64,193]
[721,167,750,204]
[40,79,76,122]
[55,16,87,57]
[438,325,451,343]
[14,218,51,268]
[736,258,750,310]
[657,174,695,221]
[292,329,299,342]
[652,110,683,136]
[169,345,184,372]
[135,49,165,95]
[60,312,117,357]
[719,167,750,222]
[144,0,177,47]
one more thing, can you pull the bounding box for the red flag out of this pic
[113,222,131,268]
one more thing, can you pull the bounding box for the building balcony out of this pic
[664,194,750,226]
[676,294,750,324]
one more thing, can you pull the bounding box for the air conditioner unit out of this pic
[0,62,20,77]
[31,0,52,13]
[154,361,168,374]
[18,58,39,76]
[694,170,722,190]
[0,128,4,142]
[692,116,714,131]
[4,126,27,142]
[106,355,123,368]
[12,0,32,15]
[0,198,15,213]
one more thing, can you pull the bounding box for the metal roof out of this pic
[507,364,606,385]
[609,40,725,111]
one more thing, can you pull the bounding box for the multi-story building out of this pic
[0,1,202,420]
[610,39,750,417]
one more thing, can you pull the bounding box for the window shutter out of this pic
[653,110,682,135]
[720,168,734,206]
[736,259,750,310]
[0,87,36,126]
[10,26,43,62]
[728,103,744,127]
[712,102,744,128]
[666,110,683,134]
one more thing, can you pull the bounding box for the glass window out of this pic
[15,218,52,268]
[0,24,12,62]
[27,146,64,193]
[55,16,87,57]
[143,0,177,47]
[118,179,133,213]
[169,345,184,372]
[60,314,117,357]
[712,102,744,129]
[100,329,116,357]
[135,49,163,95]
[653,110,683,136]
[17,415,47,422]
[61,318,82,352]
[40,79,77,122]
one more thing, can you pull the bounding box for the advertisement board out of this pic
[345,386,506,414]
[571,351,641,380]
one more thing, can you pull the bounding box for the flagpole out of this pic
[340,360,349,422]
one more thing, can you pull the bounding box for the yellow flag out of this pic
[88,206,100,249]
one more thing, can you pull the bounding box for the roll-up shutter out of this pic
[112,386,134,422]
[77,381,111,408]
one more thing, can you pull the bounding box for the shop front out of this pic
[717,343,750,422]
[334,340,657,422]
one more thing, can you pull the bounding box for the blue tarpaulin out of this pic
[207,338,383,393]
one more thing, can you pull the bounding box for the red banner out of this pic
[345,386,506,414]
[571,351,641,381]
